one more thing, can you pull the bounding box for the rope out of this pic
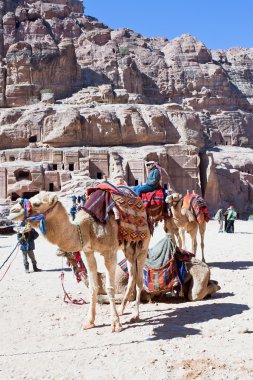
[0,245,20,282]
[59,272,86,305]
[75,222,84,249]
[0,242,19,271]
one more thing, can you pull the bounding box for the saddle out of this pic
[182,194,210,223]
[83,182,149,243]
[141,189,167,225]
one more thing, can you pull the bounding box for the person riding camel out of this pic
[133,161,161,197]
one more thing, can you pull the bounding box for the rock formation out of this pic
[0,0,253,215]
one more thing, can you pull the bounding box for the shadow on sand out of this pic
[209,261,253,270]
[131,302,249,340]
[233,232,253,235]
[42,268,72,272]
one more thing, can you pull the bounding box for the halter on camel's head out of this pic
[9,191,59,235]
[165,192,183,207]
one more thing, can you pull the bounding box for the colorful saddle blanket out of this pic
[141,189,166,223]
[111,193,148,242]
[118,235,195,295]
[182,194,210,223]
[83,181,148,242]
[82,189,115,223]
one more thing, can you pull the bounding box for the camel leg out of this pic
[118,258,137,316]
[189,227,198,255]
[181,229,186,249]
[82,251,98,329]
[199,222,206,262]
[164,219,177,246]
[175,228,182,247]
[187,265,220,300]
[104,254,122,332]
[130,250,147,323]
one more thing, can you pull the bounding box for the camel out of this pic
[163,214,182,247]
[96,257,220,303]
[165,193,206,262]
[9,191,151,331]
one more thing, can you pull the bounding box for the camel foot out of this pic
[81,320,95,330]
[111,320,122,333]
[118,306,125,316]
[130,315,141,323]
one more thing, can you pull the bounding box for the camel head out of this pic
[165,192,183,207]
[9,191,58,222]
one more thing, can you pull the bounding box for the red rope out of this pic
[60,272,86,305]
[0,246,20,282]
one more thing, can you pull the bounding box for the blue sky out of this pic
[83,0,252,50]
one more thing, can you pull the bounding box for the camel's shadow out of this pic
[43,268,72,272]
[133,302,249,340]
[209,261,253,270]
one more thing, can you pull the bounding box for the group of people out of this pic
[215,205,237,233]
[70,194,86,221]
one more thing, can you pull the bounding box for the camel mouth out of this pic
[8,208,25,221]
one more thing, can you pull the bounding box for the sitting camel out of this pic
[9,191,151,331]
[96,257,220,303]
[165,193,206,262]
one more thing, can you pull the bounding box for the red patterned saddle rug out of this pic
[141,189,166,224]
[183,194,210,223]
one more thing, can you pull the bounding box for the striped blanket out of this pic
[141,189,166,224]
[82,189,115,223]
[182,194,210,223]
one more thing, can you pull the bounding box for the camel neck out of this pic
[44,202,82,252]
[171,202,182,219]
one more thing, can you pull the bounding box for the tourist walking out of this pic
[215,208,224,232]
[225,205,237,233]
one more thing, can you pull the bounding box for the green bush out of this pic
[119,47,129,56]
[40,88,54,94]
[239,136,249,146]
[29,96,39,105]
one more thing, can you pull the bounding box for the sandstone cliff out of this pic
[0,0,252,214]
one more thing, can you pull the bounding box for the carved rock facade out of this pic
[0,1,253,214]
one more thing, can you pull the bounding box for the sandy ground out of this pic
[0,220,253,380]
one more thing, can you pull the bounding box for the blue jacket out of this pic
[146,167,161,189]
[17,229,39,251]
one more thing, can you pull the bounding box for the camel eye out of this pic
[33,202,41,207]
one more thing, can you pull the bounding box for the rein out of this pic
[58,223,86,305]
[60,272,86,305]
[23,200,58,235]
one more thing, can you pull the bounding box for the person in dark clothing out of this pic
[133,161,161,197]
[70,204,77,220]
[70,194,78,220]
[17,223,40,273]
